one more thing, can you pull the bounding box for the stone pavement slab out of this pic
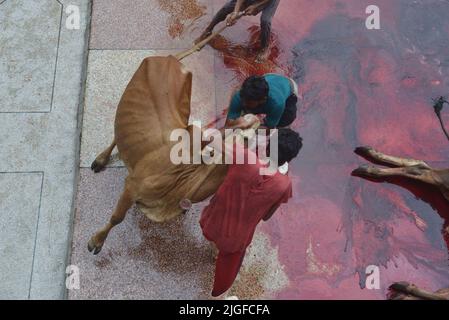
[0,0,90,299]
[0,173,43,299]
[89,0,214,50]
[0,0,61,112]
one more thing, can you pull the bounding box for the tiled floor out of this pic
[70,168,288,299]
[0,0,90,299]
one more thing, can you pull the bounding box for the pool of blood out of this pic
[210,0,449,299]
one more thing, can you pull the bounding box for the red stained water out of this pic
[211,0,449,299]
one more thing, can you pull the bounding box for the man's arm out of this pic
[225,90,243,128]
[226,0,246,25]
[225,117,246,128]
[264,104,284,128]
[234,0,246,13]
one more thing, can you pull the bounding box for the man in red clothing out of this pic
[200,128,302,297]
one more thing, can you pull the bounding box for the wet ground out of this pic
[70,0,449,299]
[208,0,449,299]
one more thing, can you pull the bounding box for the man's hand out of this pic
[232,117,253,130]
[242,114,260,128]
[245,5,261,16]
[226,115,259,130]
[226,11,240,26]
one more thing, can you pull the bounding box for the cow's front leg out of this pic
[88,186,133,255]
[355,146,431,169]
[352,164,437,185]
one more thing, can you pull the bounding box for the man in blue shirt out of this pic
[225,74,299,129]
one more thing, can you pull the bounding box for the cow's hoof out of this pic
[389,281,412,293]
[354,146,374,156]
[352,165,370,176]
[91,159,105,173]
[87,237,103,255]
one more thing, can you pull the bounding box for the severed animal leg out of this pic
[352,165,437,186]
[91,139,116,173]
[87,186,134,255]
[355,146,431,169]
[389,282,448,300]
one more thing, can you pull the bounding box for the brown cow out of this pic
[87,56,229,255]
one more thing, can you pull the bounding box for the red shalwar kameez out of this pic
[200,146,292,296]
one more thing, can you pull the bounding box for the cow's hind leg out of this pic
[352,164,437,185]
[355,146,431,169]
[88,185,133,255]
[91,139,116,173]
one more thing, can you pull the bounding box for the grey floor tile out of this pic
[0,0,61,112]
[0,172,43,299]
[0,0,91,299]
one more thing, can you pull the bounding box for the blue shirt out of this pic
[227,74,293,128]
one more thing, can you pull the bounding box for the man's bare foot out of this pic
[255,48,270,63]
[194,30,212,45]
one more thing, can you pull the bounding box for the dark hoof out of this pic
[90,159,105,173]
[389,293,406,300]
[389,281,411,293]
[354,146,373,156]
[87,238,103,255]
[351,165,370,177]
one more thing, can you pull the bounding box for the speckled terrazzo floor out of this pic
[70,168,287,299]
